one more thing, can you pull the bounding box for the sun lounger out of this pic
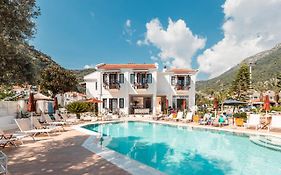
[44,114,66,126]
[15,118,56,138]
[245,114,261,130]
[164,114,174,121]
[0,129,28,145]
[268,115,281,131]
[182,112,193,123]
[32,117,62,132]
[61,114,79,124]
[173,112,184,121]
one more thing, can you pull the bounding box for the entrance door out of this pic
[109,98,118,113]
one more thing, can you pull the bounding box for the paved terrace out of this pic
[2,118,281,175]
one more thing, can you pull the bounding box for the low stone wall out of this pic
[0,101,18,130]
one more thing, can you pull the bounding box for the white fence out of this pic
[0,101,18,130]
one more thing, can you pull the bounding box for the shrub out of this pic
[66,101,89,119]
[233,112,247,122]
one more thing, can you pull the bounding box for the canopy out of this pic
[264,95,270,111]
[222,99,248,106]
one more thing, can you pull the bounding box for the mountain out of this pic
[71,68,96,83]
[197,43,281,93]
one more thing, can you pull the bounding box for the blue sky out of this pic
[32,0,281,80]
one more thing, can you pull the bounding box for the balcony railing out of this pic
[175,84,190,90]
[133,82,149,89]
[103,80,120,90]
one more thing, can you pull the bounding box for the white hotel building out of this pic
[84,63,197,115]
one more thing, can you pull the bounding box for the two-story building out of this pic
[84,63,197,115]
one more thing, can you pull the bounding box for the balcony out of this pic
[134,82,149,89]
[103,80,120,90]
[175,84,190,91]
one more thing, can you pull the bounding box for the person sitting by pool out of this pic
[218,113,228,126]
[200,112,211,125]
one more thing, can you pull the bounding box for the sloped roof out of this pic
[168,68,197,74]
[97,64,157,70]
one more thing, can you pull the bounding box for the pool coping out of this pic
[74,119,281,175]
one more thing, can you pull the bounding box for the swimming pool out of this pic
[83,121,281,175]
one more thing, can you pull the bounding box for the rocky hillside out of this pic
[197,43,281,93]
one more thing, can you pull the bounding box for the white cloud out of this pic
[197,0,281,78]
[83,64,95,69]
[138,18,206,68]
[126,19,131,27]
[123,19,135,44]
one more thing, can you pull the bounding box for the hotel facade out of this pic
[84,63,197,115]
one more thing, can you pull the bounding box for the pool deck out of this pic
[2,117,281,175]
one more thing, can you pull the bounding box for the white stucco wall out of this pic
[84,67,197,115]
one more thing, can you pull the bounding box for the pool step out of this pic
[250,136,281,152]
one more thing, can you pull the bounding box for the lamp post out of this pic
[249,62,254,108]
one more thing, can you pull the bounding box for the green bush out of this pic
[66,101,90,119]
[271,106,281,111]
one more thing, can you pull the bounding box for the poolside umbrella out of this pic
[264,95,270,113]
[53,97,58,112]
[27,92,36,129]
[27,92,36,112]
[213,98,219,117]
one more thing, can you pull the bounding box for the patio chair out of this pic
[15,118,56,138]
[173,112,184,122]
[182,112,193,123]
[164,114,174,121]
[268,115,281,131]
[245,114,261,130]
[61,114,79,124]
[32,117,62,132]
[0,129,28,145]
[43,114,66,126]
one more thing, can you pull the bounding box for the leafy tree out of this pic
[40,65,78,97]
[231,64,250,101]
[0,0,40,85]
[277,73,281,90]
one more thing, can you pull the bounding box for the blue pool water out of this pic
[83,122,281,175]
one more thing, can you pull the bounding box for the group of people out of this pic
[199,112,231,126]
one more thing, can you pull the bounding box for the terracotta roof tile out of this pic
[168,68,197,74]
[97,64,156,70]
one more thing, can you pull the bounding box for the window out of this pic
[130,74,135,84]
[95,82,98,90]
[171,76,176,85]
[185,76,191,86]
[119,98,124,108]
[103,74,107,83]
[119,74,124,83]
[102,98,107,108]
[147,73,152,83]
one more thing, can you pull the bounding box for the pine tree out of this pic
[231,64,250,101]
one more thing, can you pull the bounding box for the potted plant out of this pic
[66,101,89,119]
[233,112,247,127]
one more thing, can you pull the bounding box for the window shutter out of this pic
[147,73,152,83]
[171,76,176,85]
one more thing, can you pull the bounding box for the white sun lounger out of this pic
[43,114,66,126]
[182,112,193,123]
[15,118,56,138]
[173,112,184,121]
[61,114,79,124]
[268,115,281,131]
[0,129,28,145]
[245,114,261,130]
